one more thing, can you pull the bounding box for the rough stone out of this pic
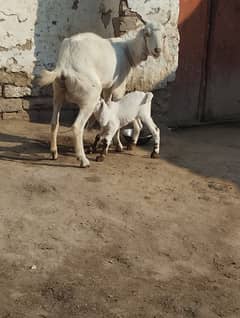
[3,85,31,98]
[0,98,23,112]
[1,110,28,120]
[0,69,31,86]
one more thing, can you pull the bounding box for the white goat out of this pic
[92,91,160,161]
[38,23,166,167]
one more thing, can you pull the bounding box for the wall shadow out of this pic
[161,1,240,188]
[162,123,240,187]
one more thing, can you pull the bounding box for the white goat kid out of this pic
[93,91,160,160]
[38,23,166,167]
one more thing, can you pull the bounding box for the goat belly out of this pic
[119,113,138,128]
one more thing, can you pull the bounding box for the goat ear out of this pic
[143,25,152,38]
[100,99,105,109]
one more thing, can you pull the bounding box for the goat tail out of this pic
[37,69,58,87]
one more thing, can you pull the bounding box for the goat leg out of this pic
[96,138,108,162]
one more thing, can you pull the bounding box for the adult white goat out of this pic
[38,22,166,167]
[92,91,160,161]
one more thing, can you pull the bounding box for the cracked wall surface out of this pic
[0,0,118,75]
[0,0,179,121]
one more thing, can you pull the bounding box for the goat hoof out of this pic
[116,145,123,153]
[77,157,90,168]
[96,155,105,162]
[151,151,160,159]
[80,162,90,168]
[51,151,58,160]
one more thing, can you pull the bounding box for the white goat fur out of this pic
[38,23,165,167]
[93,91,160,157]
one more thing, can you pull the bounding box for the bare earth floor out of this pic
[0,120,240,318]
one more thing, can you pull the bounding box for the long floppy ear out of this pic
[143,24,152,38]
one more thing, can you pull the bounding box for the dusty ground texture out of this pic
[0,120,240,318]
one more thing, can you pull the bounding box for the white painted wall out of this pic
[0,0,118,75]
[0,0,38,74]
[0,0,179,92]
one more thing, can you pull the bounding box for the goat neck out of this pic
[125,30,148,67]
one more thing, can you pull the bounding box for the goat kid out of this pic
[92,91,160,161]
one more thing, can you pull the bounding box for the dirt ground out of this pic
[0,119,240,318]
